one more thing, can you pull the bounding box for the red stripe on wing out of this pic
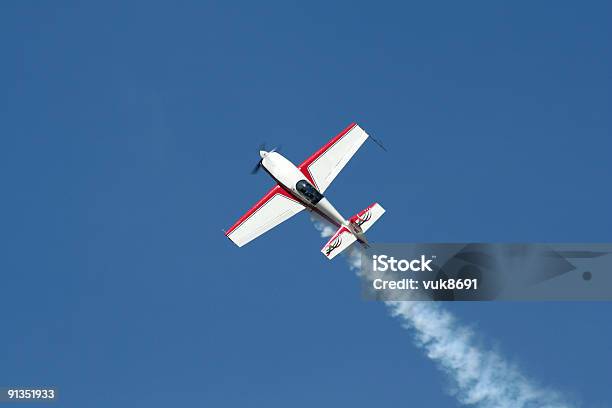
[297,123,357,190]
[225,184,297,236]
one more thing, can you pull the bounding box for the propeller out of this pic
[251,160,263,174]
[250,143,281,175]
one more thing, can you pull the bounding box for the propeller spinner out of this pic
[251,144,280,174]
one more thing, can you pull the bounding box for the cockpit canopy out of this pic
[296,179,323,205]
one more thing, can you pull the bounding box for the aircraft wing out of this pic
[225,185,305,247]
[298,123,369,193]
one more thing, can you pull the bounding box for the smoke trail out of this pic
[312,217,573,408]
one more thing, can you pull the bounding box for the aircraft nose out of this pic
[259,150,268,159]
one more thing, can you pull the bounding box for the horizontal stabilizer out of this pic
[321,203,386,260]
[321,226,357,260]
[349,203,385,233]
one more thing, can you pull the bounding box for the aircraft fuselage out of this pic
[260,150,350,231]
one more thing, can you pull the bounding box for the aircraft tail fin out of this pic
[321,203,385,260]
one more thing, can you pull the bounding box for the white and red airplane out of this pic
[224,123,385,259]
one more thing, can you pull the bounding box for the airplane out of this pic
[224,123,385,259]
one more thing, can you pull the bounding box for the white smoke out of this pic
[312,216,573,408]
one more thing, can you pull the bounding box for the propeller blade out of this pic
[251,160,262,174]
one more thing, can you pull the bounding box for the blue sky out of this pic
[1,1,611,406]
